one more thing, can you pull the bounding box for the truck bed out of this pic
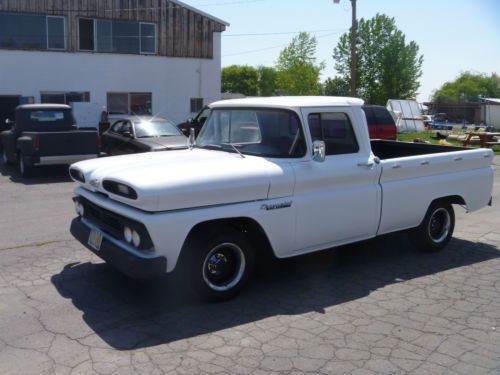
[370,140,464,159]
[371,139,493,237]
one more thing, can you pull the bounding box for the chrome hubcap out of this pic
[202,243,245,292]
[428,208,450,243]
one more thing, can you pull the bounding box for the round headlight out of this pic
[132,230,141,248]
[123,226,133,243]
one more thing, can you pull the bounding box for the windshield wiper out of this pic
[222,143,245,158]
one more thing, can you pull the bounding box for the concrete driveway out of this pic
[0,158,499,374]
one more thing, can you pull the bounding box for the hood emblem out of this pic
[89,178,100,188]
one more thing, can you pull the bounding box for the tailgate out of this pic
[28,131,99,156]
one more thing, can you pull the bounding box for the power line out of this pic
[190,0,264,6]
[223,28,346,37]
[222,30,346,57]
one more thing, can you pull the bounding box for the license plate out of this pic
[88,229,103,251]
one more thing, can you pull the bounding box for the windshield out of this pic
[197,109,306,158]
[134,120,181,138]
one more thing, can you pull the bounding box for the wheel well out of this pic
[183,218,275,259]
[431,195,466,207]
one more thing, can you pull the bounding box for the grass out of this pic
[397,131,500,155]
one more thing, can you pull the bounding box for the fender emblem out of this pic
[261,201,292,211]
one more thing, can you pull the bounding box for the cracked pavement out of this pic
[0,159,499,374]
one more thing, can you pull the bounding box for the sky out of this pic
[185,0,500,102]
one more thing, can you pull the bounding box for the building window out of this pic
[0,12,66,50]
[78,18,157,55]
[107,93,152,115]
[47,16,65,49]
[190,98,204,113]
[41,92,90,105]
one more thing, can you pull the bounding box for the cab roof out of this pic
[17,104,71,110]
[210,96,364,109]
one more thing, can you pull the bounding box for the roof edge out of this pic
[170,0,230,27]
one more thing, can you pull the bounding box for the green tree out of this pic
[432,72,500,103]
[323,77,350,96]
[275,32,325,95]
[221,65,258,96]
[333,14,423,104]
[257,66,278,96]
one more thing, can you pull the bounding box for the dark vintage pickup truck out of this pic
[1,104,100,177]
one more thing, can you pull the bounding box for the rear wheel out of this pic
[2,150,11,165]
[182,226,254,302]
[409,201,455,252]
[19,152,33,177]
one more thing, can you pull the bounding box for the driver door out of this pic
[291,107,381,252]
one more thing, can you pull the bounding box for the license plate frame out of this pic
[88,228,103,251]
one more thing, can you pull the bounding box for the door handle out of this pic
[357,161,374,168]
[454,156,462,161]
[420,160,430,165]
[392,163,401,169]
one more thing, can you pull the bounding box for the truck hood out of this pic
[71,149,294,211]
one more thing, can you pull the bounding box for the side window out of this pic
[110,121,124,133]
[362,107,376,125]
[308,112,359,155]
[373,108,395,125]
[121,122,132,135]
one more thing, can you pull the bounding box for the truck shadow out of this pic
[0,161,72,184]
[51,234,499,350]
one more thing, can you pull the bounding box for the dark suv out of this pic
[362,105,397,140]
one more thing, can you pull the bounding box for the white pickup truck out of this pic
[69,97,494,301]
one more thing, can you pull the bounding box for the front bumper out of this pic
[70,217,167,279]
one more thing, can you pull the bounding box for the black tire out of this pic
[2,150,12,165]
[182,226,254,302]
[409,201,455,252]
[19,152,33,177]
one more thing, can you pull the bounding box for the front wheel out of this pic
[183,226,254,302]
[409,201,455,252]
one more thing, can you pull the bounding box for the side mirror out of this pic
[122,130,132,138]
[312,140,326,162]
[187,117,194,124]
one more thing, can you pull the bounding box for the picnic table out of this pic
[461,132,500,148]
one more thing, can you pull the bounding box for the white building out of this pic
[481,98,500,129]
[0,0,228,126]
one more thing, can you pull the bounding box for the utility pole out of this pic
[350,0,357,97]
[333,0,357,96]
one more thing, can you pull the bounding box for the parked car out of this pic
[362,104,397,140]
[101,116,188,156]
[422,115,433,128]
[1,104,99,177]
[69,96,494,301]
[177,106,211,137]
